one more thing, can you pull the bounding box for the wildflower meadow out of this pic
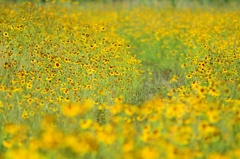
[0,0,239,158]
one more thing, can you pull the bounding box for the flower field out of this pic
[0,0,240,158]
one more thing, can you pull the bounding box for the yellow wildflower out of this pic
[61,102,81,117]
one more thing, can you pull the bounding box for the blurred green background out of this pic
[1,0,240,6]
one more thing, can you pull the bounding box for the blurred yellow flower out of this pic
[80,119,92,129]
[21,110,29,119]
[207,109,220,123]
[3,32,8,37]
[141,147,159,159]
[0,100,3,108]
[61,99,94,117]
[122,140,133,152]
[2,140,14,149]
[61,102,81,117]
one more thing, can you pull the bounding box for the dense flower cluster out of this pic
[115,6,239,100]
[0,2,142,120]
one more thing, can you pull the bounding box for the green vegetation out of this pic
[0,1,239,159]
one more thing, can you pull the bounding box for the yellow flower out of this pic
[122,140,133,152]
[5,148,42,159]
[4,123,21,134]
[42,127,63,150]
[114,96,123,103]
[22,110,28,119]
[54,62,61,68]
[3,32,8,37]
[80,119,92,129]
[207,153,229,159]
[26,82,32,89]
[165,103,187,119]
[181,63,187,68]
[64,133,97,155]
[61,102,81,117]
[198,120,218,136]
[2,140,14,149]
[141,147,159,159]
[97,124,116,145]
[207,109,220,123]
[61,99,94,117]
[0,100,3,108]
